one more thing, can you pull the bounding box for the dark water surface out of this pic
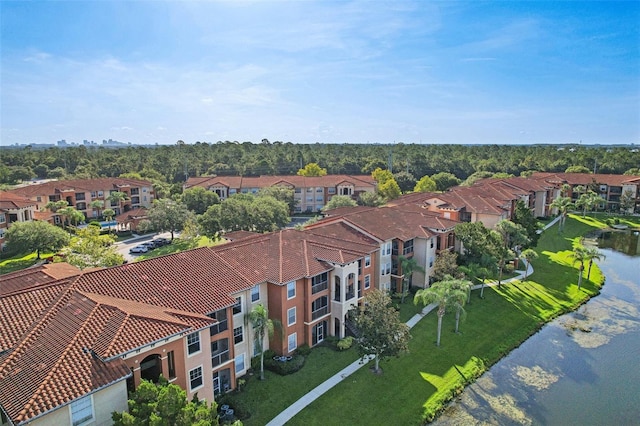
[434,233,640,426]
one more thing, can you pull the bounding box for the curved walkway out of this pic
[266,259,542,425]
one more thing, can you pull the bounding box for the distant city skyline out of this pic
[1,1,639,146]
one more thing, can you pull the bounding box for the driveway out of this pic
[115,232,173,262]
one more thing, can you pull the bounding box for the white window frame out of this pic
[364,274,371,289]
[69,394,94,426]
[365,256,371,267]
[251,285,260,302]
[288,332,297,352]
[235,354,245,374]
[186,331,201,356]
[287,281,296,299]
[189,366,204,391]
[0,214,5,224]
[287,307,296,326]
[233,326,243,344]
[233,296,242,315]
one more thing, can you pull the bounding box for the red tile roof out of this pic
[0,263,81,296]
[531,172,640,186]
[309,205,459,242]
[184,175,376,190]
[7,177,153,199]
[0,192,36,210]
[0,289,132,424]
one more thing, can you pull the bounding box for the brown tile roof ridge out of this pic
[0,191,37,209]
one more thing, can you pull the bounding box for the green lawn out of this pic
[225,214,614,425]
[0,251,53,274]
[220,346,359,425]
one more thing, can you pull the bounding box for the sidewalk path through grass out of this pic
[266,258,536,426]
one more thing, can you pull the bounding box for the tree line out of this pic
[2,142,639,189]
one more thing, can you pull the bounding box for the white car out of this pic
[129,245,149,254]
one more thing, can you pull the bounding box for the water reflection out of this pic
[434,231,640,425]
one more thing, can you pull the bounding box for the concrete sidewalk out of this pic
[266,262,534,425]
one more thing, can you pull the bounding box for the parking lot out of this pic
[115,232,174,262]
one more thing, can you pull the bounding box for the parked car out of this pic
[129,245,149,254]
[140,241,158,250]
[152,237,171,247]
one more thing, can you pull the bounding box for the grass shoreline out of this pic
[227,214,639,425]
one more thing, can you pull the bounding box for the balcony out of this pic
[312,281,328,294]
[312,306,328,320]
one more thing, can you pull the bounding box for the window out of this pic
[229,188,237,194]
[187,332,200,355]
[70,395,93,426]
[295,188,302,193]
[288,307,296,326]
[306,196,313,202]
[235,354,245,374]
[208,309,228,336]
[234,326,243,344]
[306,188,313,193]
[36,196,42,202]
[365,256,371,267]
[316,196,323,202]
[382,262,391,276]
[233,297,242,315]
[311,296,328,320]
[189,366,203,391]
[382,242,391,256]
[211,338,230,367]
[75,192,85,201]
[130,188,139,195]
[403,239,414,255]
[429,258,434,268]
[0,214,5,223]
[287,281,296,299]
[251,285,260,302]
[316,188,323,192]
[288,333,297,352]
[328,187,336,194]
[167,351,176,378]
[364,274,371,289]
[311,272,328,294]
[430,238,434,249]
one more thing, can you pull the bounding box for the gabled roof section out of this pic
[530,172,640,187]
[7,178,153,198]
[0,191,36,210]
[0,262,81,297]
[72,247,255,314]
[0,290,132,425]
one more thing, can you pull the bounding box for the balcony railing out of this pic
[312,281,328,294]
[311,306,328,320]
[212,351,230,367]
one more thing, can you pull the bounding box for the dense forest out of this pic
[2,142,639,190]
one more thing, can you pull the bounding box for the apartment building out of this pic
[7,178,155,223]
[184,175,376,213]
[0,227,378,425]
[0,192,37,250]
[531,172,640,214]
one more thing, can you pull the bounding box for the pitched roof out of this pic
[310,204,459,242]
[0,263,81,296]
[0,192,36,211]
[0,290,132,424]
[530,172,640,187]
[184,175,376,190]
[7,177,153,198]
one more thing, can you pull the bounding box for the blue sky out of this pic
[1,1,638,145]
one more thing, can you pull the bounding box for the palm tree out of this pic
[107,191,128,214]
[399,255,425,304]
[90,199,104,218]
[583,246,605,281]
[248,304,274,380]
[449,278,472,333]
[520,248,538,281]
[550,196,574,233]
[414,279,469,347]
[458,262,492,299]
[570,246,588,290]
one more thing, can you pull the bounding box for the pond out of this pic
[433,229,640,425]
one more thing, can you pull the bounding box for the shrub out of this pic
[322,335,339,350]
[337,336,354,351]
[296,343,312,356]
[265,354,305,375]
